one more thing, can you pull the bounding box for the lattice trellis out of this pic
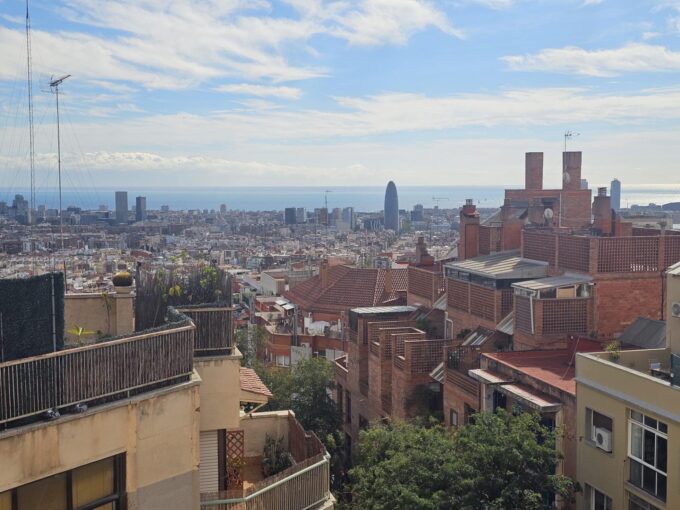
[226,429,244,490]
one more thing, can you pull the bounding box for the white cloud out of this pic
[463,0,514,8]
[214,83,302,99]
[0,0,459,90]
[581,0,603,6]
[502,43,680,76]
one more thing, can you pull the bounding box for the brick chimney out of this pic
[525,152,543,190]
[319,259,329,288]
[459,199,479,261]
[592,187,612,235]
[562,151,582,191]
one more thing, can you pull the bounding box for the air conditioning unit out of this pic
[672,302,680,319]
[593,426,612,452]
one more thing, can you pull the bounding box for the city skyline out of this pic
[1,1,680,188]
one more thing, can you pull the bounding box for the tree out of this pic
[236,325,268,367]
[349,411,574,510]
[257,357,345,491]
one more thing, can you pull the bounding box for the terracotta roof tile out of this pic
[240,368,273,398]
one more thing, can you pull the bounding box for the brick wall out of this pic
[522,230,557,265]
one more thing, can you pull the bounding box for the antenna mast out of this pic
[25,0,35,224]
[50,74,71,251]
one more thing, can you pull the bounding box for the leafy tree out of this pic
[236,325,268,367]
[349,410,574,510]
[257,357,346,491]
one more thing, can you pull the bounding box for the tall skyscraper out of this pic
[610,178,621,210]
[384,181,399,231]
[115,191,128,224]
[295,207,306,224]
[284,207,297,225]
[135,196,147,222]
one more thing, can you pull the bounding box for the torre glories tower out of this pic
[384,180,399,232]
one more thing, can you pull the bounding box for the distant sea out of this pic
[3,186,680,213]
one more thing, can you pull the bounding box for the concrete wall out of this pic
[240,411,290,458]
[64,292,134,342]
[576,350,680,510]
[0,378,201,510]
[194,354,242,431]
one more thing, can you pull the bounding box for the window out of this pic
[586,485,612,510]
[337,384,344,414]
[1,455,124,510]
[359,415,369,430]
[275,355,290,367]
[628,410,667,501]
[450,409,458,428]
[492,390,507,413]
[586,408,613,451]
[628,492,661,510]
[346,392,352,424]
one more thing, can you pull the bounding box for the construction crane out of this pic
[324,190,333,210]
[432,196,449,208]
[564,130,579,151]
[49,74,71,251]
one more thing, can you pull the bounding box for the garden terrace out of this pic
[0,308,194,430]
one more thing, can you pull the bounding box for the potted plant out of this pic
[112,271,134,294]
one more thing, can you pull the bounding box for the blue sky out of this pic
[1,0,680,188]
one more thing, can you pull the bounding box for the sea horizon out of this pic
[2,185,680,213]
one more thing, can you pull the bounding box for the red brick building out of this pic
[334,306,449,455]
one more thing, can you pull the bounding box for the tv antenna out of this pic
[324,190,333,211]
[564,131,579,152]
[25,0,36,225]
[50,74,71,251]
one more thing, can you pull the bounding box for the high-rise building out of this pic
[611,178,621,210]
[295,207,306,224]
[135,196,147,222]
[219,203,227,214]
[319,208,329,226]
[115,191,128,224]
[284,207,297,225]
[580,179,589,190]
[411,204,424,222]
[342,207,355,229]
[384,181,399,231]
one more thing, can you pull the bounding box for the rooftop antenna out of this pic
[324,190,333,211]
[25,0,36,225]
[50,74,71,251]
[564,130,579,152]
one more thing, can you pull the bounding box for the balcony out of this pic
[0,308,194,428]
[200,411,332,510]
[176,305,233,356]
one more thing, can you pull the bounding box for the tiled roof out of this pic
[240,368,273,398]
[284,266,407,311]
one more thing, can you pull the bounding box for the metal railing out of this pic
[201,452,331,510]
[0,320,194,425]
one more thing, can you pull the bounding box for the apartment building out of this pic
[334,305,448,454]
[0,274,333,510]
[575,262,680,510]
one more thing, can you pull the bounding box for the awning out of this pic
[430,362,445,384]
[496,383,562,412]
[468,368,513,385]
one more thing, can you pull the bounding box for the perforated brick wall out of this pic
[522,230,557,265]
[558,235,591,273]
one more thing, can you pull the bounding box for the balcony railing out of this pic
[0,310,194,426]
[200,452,331,510]
[176,306,233,356]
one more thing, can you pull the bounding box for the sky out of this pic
[1,0,680,189]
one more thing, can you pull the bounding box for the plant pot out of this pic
[114,285,133,295]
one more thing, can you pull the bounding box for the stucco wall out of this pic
[64,292,134,342]
[194,354,242,431]
[0,378,200,510]
[240,411,290,458]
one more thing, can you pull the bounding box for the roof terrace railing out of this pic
[0,312,194,427]
[175,305,233,356]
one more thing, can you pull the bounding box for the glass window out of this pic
[586,408,613,451]
[628,410,667,501]
[587,485,612,510]
[72,457,114,507]
[450,409,458,427]
[17,473,67,510]
[628,492,661,510]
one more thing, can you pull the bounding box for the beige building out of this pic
[576,261,680,510]
[0,285,333,510]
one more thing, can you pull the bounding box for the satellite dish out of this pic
[544,208,554,220]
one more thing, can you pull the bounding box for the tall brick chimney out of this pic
[525,152,543,190]
[319,259,329,288]
[592,187,612,235]
[459,199,479,261]
[562,151,582,191]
